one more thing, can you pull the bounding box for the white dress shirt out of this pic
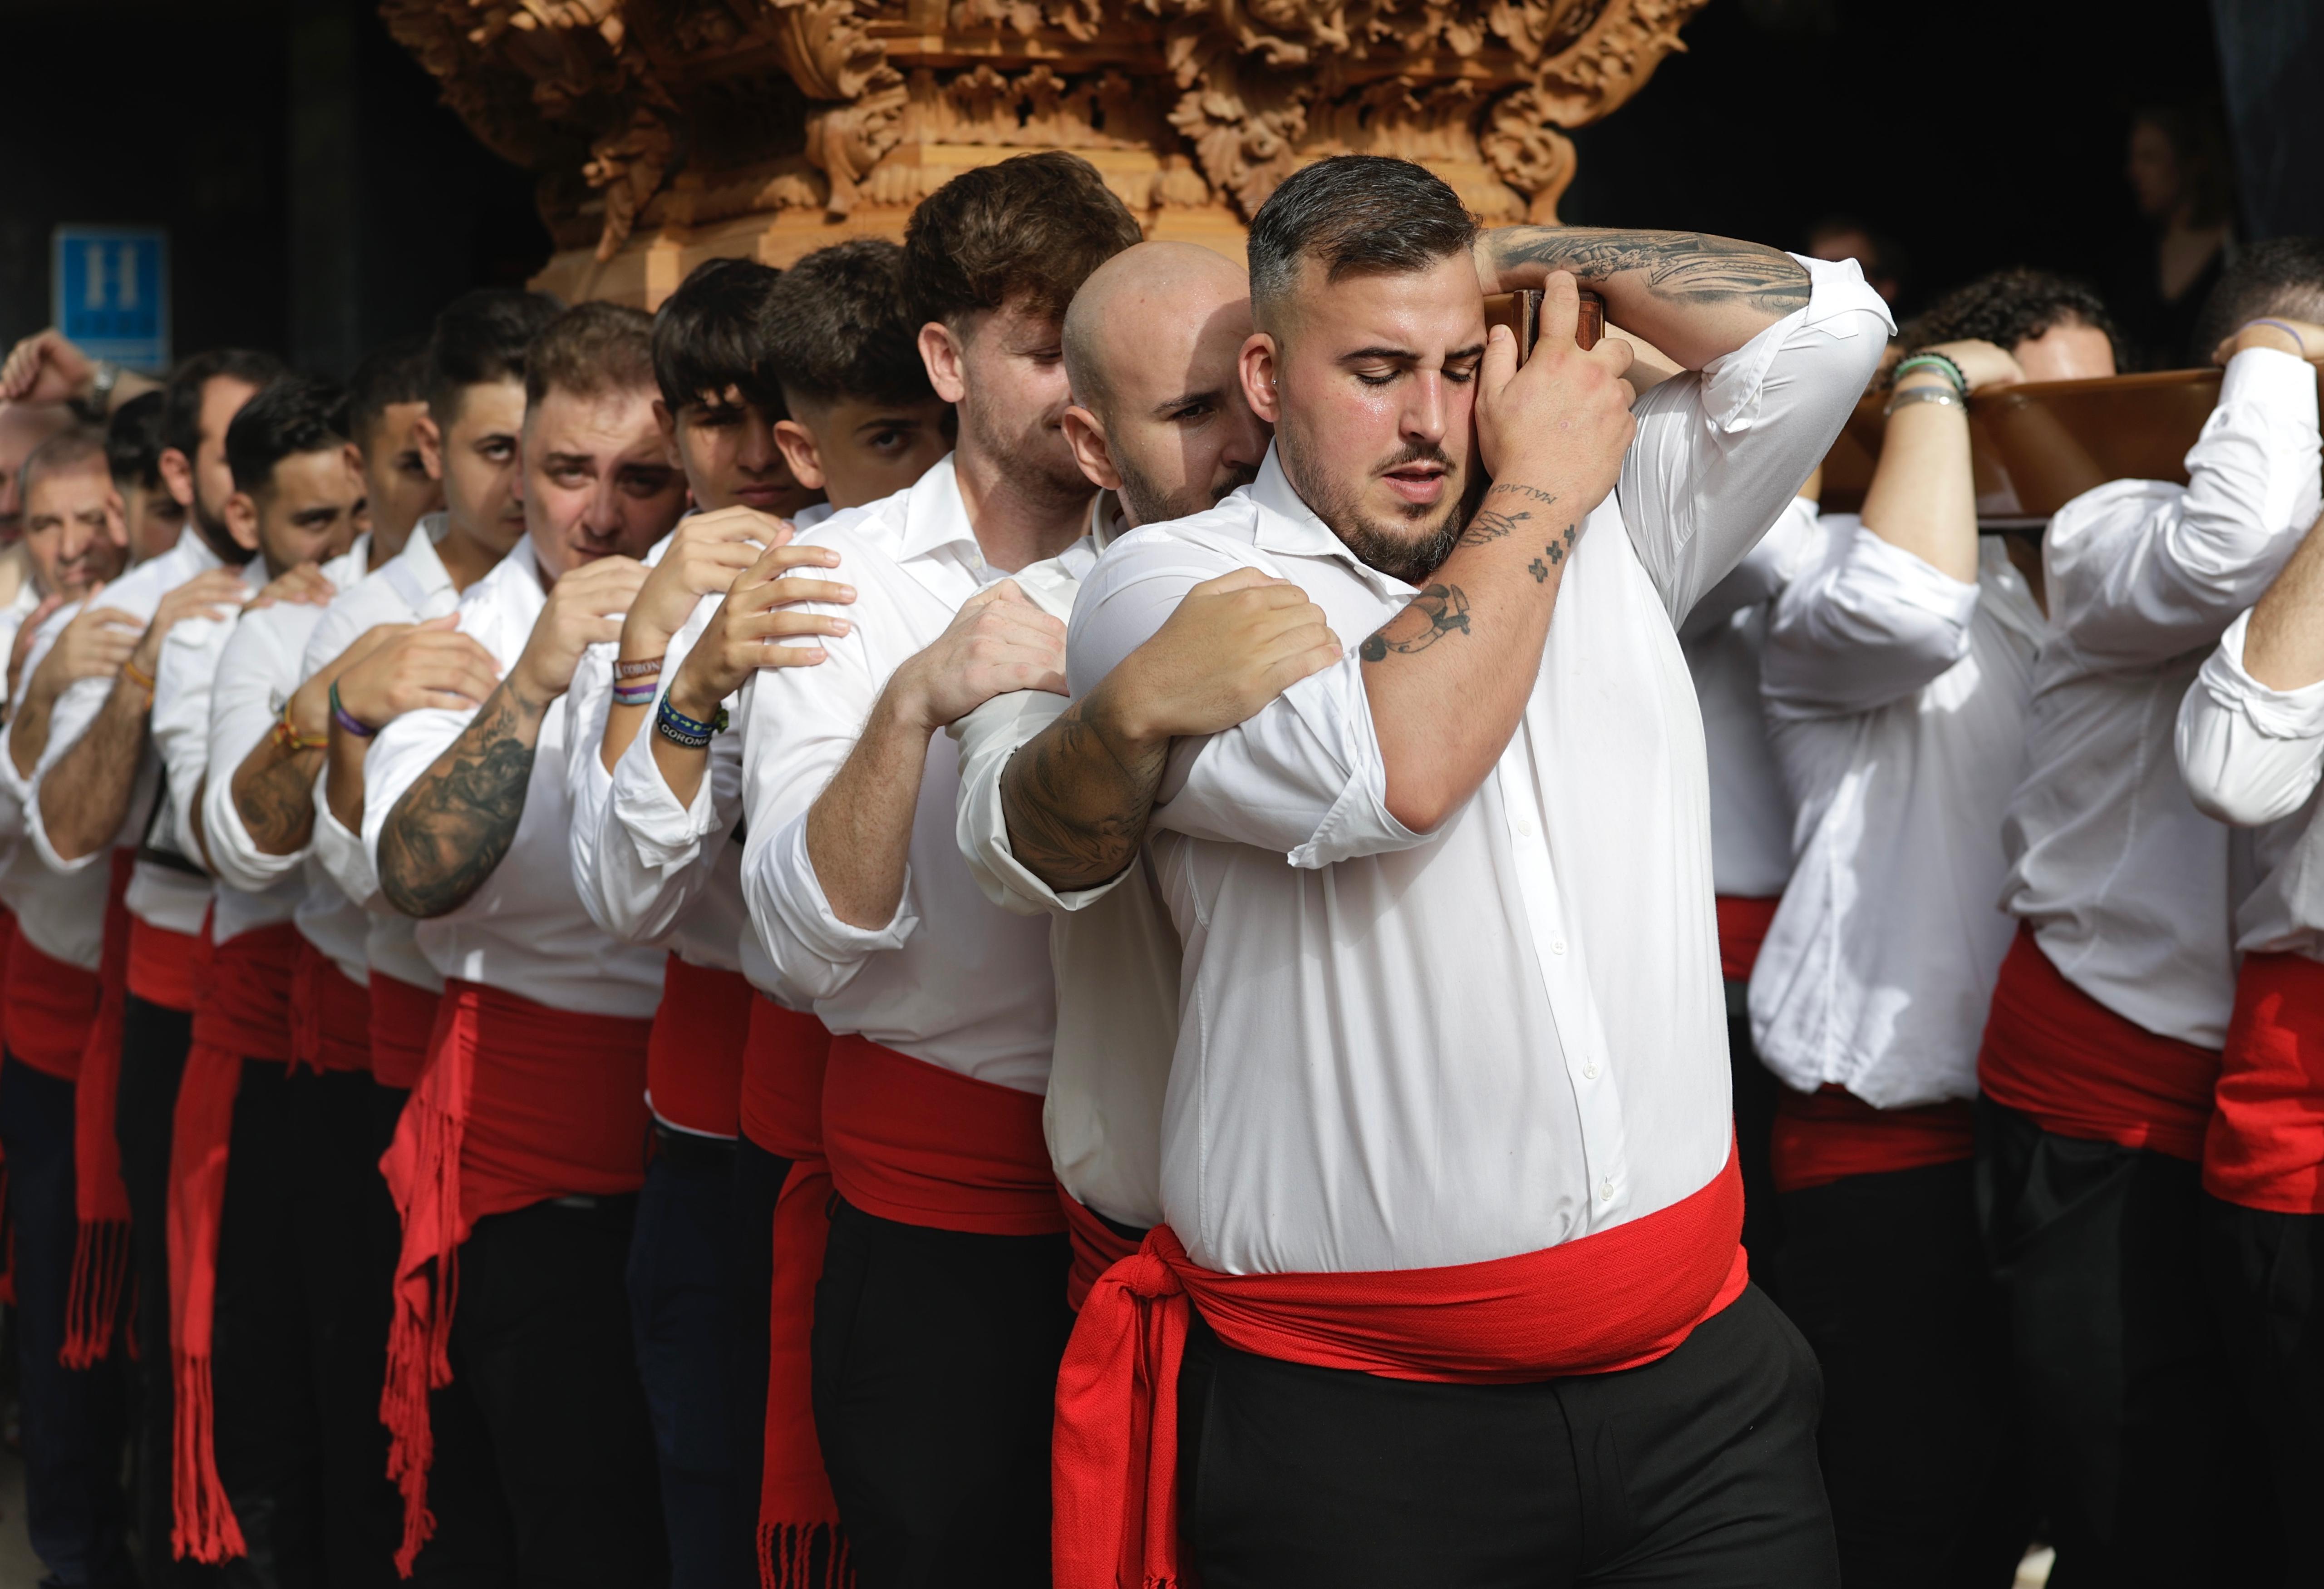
[200,538,373,965]
[362,536,664,1017]
[1681,496,1820,899]
[1998,348,2322,1047]
[1061,257,1890,1276]
[305,518,465,991]
[951,494,1175,1229]
[0,593,103,971]
[2178,610,2324,959]
[566,503,833,996]
[13,527,231,935]
[739,456,1075,1096]
[1751,522,2044,1106]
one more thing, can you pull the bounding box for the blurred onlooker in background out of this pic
[0,401,79,547]
[345,335,442,567]
[1808,215,1907,306]
[2119,104,2238,369]
[105,391,189,563]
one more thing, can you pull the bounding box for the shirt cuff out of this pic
[608,716,721,869]
[2219,344,2322,427]
[200,771,305,893]
[1697,255,1896,436]
[313,791,383,911]
[2200,609,2324,740]
[1284,661,1426,869]
[764,811,919,962]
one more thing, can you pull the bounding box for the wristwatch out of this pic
[73,359,120,422]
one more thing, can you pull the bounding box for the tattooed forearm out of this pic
[1000,689,1169,894]
[1360,584,1472,662]
[1527,523,1582,582]
[377,683,542,918]
[1461,484,1564,548]
[1488,227,1809,314]
[231,741,322,856]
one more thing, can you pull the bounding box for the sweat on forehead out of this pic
[1062,241,1249,414]
[1245,155,1478,331]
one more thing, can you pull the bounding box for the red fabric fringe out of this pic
[63,852,136,1369]
[756,1160,852,1589]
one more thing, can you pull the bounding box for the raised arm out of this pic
[1474,227,1810,370]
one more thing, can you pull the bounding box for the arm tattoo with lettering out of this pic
[1528,523,1582,582]
[1000,695,1169,895]
[1488,228,1809,314]
[376,683,542,918]
[1459,483,1562,548]
[1360,584,1472,662]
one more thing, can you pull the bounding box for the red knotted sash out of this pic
[2207,952,2324,1214]
[649,956,748,1139]
[819,1035,1063,1238]
[1769,1083,1976,1194]
[1053,1151,1750,1589]
[1715,894,1781,984]
[290,937,372,1075]
[64,852,138,1367]
[378,981,651,1576]
[1060,1188,1142,1314]
[168,918,300,1564]
[1978,923,2221,1162]
[747,997,848,1589]
[367,975,440,1094]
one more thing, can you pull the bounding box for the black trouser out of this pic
[728,1136,791,1584]
[410,1194,668,1588]
[1726,981,1784,1285]
[627,1129,738,1589]
[1177,1283,1835,1588]
[1974,1099,2280,1588]
[810,1197,1072,1589]
[1776,1159,2032,1588]
[116,992,207,1587]
[2201,1194,2322,1586]
[0,1053,136,1588]
[282,1066,404,1587]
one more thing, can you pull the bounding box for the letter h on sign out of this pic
[51,226,171,371]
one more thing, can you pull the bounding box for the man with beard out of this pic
[953,239,1329,1304]
[6,348,276,1588]
[347,337,444,567]
[734,151,1138,1586]
[1036,155,1892,1588]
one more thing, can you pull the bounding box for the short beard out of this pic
[964,395,1092,515]
[192,484,256,566]
[1114,449,1259,528]
[1279,426,1465,585]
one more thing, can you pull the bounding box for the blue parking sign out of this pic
[52,226,170,371]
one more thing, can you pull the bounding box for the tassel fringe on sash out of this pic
[63,852,137,1368]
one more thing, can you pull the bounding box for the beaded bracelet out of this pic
[654,694,727,750]
[611,681,659,708]
[329,680,379,739]
[613,655,664,681]
[1891,351,1969,395]
[272,701,328,753]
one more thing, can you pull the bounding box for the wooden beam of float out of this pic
[378,0,1715,307]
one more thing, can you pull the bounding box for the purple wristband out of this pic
[612,681,659,708]
[328,681,378,739]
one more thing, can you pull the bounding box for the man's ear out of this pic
[1059,405,1121,493]
[414,414,445,484]
[772,419,828,492]
[222,489,263,554]
[1240,332,1282,427]
[158,447,196,509]
[919,322,969,405]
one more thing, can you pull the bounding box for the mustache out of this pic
[1374,441,1457,476]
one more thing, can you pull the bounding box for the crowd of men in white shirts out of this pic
[0,147,2315,1589]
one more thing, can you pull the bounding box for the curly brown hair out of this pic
[1905,268,2119,362]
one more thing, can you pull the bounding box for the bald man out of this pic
[955,241,1338,1301]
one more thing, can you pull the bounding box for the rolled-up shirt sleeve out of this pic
[951,687,1128,917]
[1622,255,1895,622]
[200,616,308,894]
[1064,536,1427,868]
[1762,522,1979,719]
[2047,348,2323,671]
[2176,607,2324,828]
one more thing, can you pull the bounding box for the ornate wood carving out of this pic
[380,0,1710,303]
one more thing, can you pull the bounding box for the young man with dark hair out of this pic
[4,346,274,1589]
[653,256,821,521]
[105,391,190,565]
[1028,154,1891,1588]
[364,300,684,1584]
[348,334,443,567]
[733,150,1137,1585]
[1978,252,2324,1582]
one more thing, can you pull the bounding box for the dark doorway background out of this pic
[0,0,2304,374]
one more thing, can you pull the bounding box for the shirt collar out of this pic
[1246,443,1418,599]
[896,454,982,568]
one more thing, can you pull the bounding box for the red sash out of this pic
[1770,1084,1976,1194]
[1978,924,2220,1162]
[1715,894,1781,984]
[2207,952,2324,1214]
[1053,1151,1750,1589]
[820,1036,1062,1238]
[128,915,202,1014]
[290,937,372,1075]
[167,919,300,1565]
[64,852,136,1368]
[740,997,832,1160]
[379,982,651,1575]
[368,974,440,1093]
[5,928,102,1082]
[1060,1186,1142,1314]
[648,956,748,1140]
